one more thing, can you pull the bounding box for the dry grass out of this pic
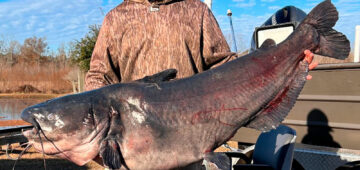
[0,93,62,99]
[0,63,74,94]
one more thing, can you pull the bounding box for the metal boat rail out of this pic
[0,126,32,146]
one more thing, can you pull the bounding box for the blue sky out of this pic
[0,0,359,53]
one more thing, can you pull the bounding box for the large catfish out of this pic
[21,0,349,169]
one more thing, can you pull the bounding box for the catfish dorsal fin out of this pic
[259,39,276,49]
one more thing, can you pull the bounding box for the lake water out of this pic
[0,98,50,130]
[0,98,46,120]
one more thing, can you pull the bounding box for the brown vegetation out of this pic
[0,36,76,94]
[0,93,60,99]
[0,63,74,94]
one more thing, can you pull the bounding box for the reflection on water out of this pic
[0,98,46,121]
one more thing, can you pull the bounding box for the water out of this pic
[0,98,49,130]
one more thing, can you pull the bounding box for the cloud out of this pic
[268,5,281,10]
[233,0,256,8]
[0,0,119,51]
[260,0,275,2]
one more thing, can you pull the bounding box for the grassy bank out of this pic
[0,93,65,99]
[0,62,75,94]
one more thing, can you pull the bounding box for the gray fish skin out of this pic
[21,0,349,169]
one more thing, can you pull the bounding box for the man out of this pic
[85,0,237,91]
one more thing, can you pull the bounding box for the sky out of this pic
[0,0,359,53]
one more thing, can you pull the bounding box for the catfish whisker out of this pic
[6,144,18,160]
[19,142,30,147]
[7,142,30,151]
[12,143,32,170]
[39,129,72,161]
[38,130,47,170]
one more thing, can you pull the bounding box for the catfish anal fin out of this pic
[245,61,308,131]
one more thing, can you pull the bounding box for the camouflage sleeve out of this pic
[201,7,238,69]
[85,13,120,91]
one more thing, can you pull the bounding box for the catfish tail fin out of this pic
[303,0,350,59]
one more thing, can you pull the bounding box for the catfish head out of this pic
[21,91,111,165]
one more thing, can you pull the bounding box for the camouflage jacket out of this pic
[85,0,236,91]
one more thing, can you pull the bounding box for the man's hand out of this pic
[304,50,318,80]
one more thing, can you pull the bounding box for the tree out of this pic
[20,36,48,65]
[0,39,21,66]
[0,38,5,55]
[70,25,100,71]
[56,43,68,68]
[7,40,21,65]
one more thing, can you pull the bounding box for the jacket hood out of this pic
[126,0,175,5]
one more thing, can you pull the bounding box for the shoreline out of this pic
[0,93,69,99]
[0,120,31,127]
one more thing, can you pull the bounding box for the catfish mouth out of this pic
[21,107,45,142]
[21,118,63,156]
[22,118,44,141]
[22,126,40,140]
[23,126,94,165]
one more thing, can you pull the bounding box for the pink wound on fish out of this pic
[264,86,290,113]
[126,130,153,154]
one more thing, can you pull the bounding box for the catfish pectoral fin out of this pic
[100,138,128,170]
